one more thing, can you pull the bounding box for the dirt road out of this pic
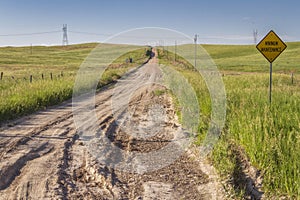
[0,50,224,200]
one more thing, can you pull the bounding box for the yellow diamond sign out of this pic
[256,30,287,63]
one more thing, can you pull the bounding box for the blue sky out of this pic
[0,0,299,46]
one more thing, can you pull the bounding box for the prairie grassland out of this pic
[0,43,150,122]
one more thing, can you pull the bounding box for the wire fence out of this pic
[0,71,72,83]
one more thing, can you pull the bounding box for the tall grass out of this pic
[0,77,74,121]
[220,74,300,198]
[157,46,300,198]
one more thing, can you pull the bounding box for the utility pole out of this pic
[253,29,258,44]
[175,40,177,62]
[62,24,68,46]
[194,34,198,67]
[166,45,168,58]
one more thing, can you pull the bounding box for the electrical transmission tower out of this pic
[253,29,258,44]
[62,24,68,46]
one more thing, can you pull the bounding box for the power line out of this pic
[69,31,111,36]
[0,29,188,40]
[70,31,189,40]
[0,30,250,41]
[0,30,60,37]
[0,28,255,44]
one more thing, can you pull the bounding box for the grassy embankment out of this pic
[0,43,150,122]
[158,42,300,199]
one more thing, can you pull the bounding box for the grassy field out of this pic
[163,42,300,73]
[158,43,300,199]
[0,43,150,122]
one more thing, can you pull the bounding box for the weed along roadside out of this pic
[157,45,300,199]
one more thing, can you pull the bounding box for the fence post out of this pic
[50,73,53,80]
[30,75,33,83]
[0,72,3,80]
[42,73,44,80]
[61,71,63,77]
[291,72,294,85]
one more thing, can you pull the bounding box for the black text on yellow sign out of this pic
[256,30,287,63]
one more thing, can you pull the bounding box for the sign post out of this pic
[256,30,287,103]
[269,62,272,103]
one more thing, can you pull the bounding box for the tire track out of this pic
[0,89,113,199]
[0,112,73,160]
[0,92,112,160]
[0,142,54,190]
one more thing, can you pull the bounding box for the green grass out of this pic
[0,43,98,74]
[0,43,150,122]
[220,74,300,199]
[153,89,166,96]
[157,44,300,199]
[0,77,74,121]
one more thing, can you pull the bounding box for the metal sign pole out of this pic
[194,34,198,68]
[269,62,272,104]
[194,41,197,67]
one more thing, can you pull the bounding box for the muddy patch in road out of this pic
[65,84,223,200]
